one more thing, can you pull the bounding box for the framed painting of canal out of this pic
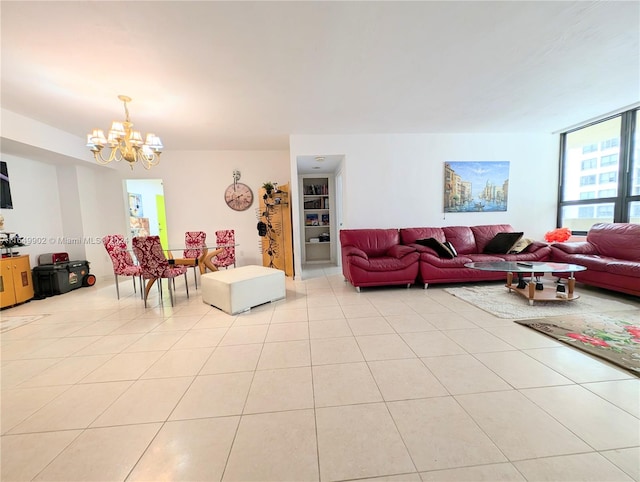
[443,161,510,213]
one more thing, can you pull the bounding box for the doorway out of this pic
[125,179,168,249]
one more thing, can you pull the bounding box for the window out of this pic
[558,109,639,232]
[579,175,596,186]
[598,171,617,183]
[600,154,618,167]
[598,189,616,197]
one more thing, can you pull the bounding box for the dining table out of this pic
[166,244,237,274]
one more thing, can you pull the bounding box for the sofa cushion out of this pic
[470,224,515,252]
[442,226,477,254]
[587,223,640,261]
[400,227,446,245]
[340,229,400,257]
[483,232,523,254]
[416,238,455,258]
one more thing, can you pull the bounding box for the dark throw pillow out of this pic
[443,241,458,257]
[416,238,455,259]
[483,232,524,254]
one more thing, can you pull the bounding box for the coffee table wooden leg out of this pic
[506,271,513,289]
[568,275,576,296]
[528,275,535,305]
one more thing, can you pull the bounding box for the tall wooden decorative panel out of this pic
[258,183,294,277]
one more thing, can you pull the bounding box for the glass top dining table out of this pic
[165,244,238,273]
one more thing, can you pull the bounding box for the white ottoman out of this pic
[201,265,285,315]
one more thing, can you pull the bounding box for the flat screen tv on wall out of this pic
[1,161,13,209]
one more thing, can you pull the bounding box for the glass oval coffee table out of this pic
[465,261,587,305]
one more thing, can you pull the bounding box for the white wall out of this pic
[290,133,560,277]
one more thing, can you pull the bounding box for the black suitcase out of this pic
[32,260,95,298]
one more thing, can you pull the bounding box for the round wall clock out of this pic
[224,182,254,211]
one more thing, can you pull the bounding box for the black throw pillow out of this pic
[484,232,524,254]
[416,238,455,259]
[443,241,458,257]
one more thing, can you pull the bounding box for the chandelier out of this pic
[86,95,163,170]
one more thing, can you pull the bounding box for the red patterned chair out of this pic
[102,234,142,299]
[182,231,206,288]
[213,229,236,269]
[132,236,189,307]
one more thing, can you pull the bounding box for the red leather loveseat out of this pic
[400,224,551,288]
[340,229,420,292]
[549,223,640,297]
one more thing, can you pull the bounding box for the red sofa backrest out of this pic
[340,229,400,257]
[399,227,446,244]
[470,224,515,253]
[587,223,640,260]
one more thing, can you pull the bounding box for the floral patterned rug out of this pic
[515,311,640,376]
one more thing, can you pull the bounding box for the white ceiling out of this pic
[2,1,639,159]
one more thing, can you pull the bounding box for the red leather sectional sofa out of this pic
[550,222,640,297]
[340,223,639,295]
[340,224,550,291]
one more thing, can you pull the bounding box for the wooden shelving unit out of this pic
[300,176,334,264]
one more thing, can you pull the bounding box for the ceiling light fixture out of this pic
[315,156,325,162]
[87,95,163,170]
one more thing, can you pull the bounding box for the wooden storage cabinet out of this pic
[301,175,334,264]
[0,255,34,308]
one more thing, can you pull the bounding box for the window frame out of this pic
[557,108,639,234]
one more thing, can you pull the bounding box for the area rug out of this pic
[445,284,638,319]
[515,312,640,376]
[0,314,48,333]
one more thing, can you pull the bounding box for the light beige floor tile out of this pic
[340,304,381,319]
[1,385,69,434]
[65,319,133,337]
[21,321,88,339]
[0,430,82,482]
[309,319,353,339]
[347,316,395,335]
[152,314,203,331]
[169,372,253,420]
[200,343,262,374]
[521,385,640,450]
[270,308,309,323]
[33,423,161,482]
[105,318,165,334]
[421,354,512,395]
[0,338,56,360]
[81,350,165,382]
[601,447,640,481]
[388,397,506,471]
[92,376,192,426]
[583,379,640,417]
[257,340,311,370]
[122,330,185,352]
[473,351,572,388]
[444,328,515,353]
[171,327,227,349]
[400,331,466,357]
[421,312,478,330]
[141,346,212,378]
[1,358,65,389]
[9,381,132,433]
[356,333,417,361]
[308,305,345,321]
[19,354,112,388]
[218,324,268,345]
[358,474,421,482]
[232,310,273,326]
[514,452,634,481]
[485,324,562,349]
[370,301,417,316]
[310,336,364,365]
[265,321,309,342]
[368,358,448,400]
[72,333,143,356]
[420,462,525,481]
[192,312,235,329]
[316,402,415,481]
[313,362,383,407]
[223,410,318,481]
[385,314,438,333]
[128,416,240,482]
[27,336,102,358]
[244,367,313,414]
[524,346,633,383]
[456,390,591,460]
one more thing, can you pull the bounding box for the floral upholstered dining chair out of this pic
[213,229,236,269]
[102,234,142,299]
[132,235,189,308]
[183,231,206,288]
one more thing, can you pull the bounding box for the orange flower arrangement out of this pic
[544,227,572,243]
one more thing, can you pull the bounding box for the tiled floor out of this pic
[1,266,639,482]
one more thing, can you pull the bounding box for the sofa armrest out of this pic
[551,242,597,255]
[344,246,369,260]
[386,244,416,259]
[525,241,549,253]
